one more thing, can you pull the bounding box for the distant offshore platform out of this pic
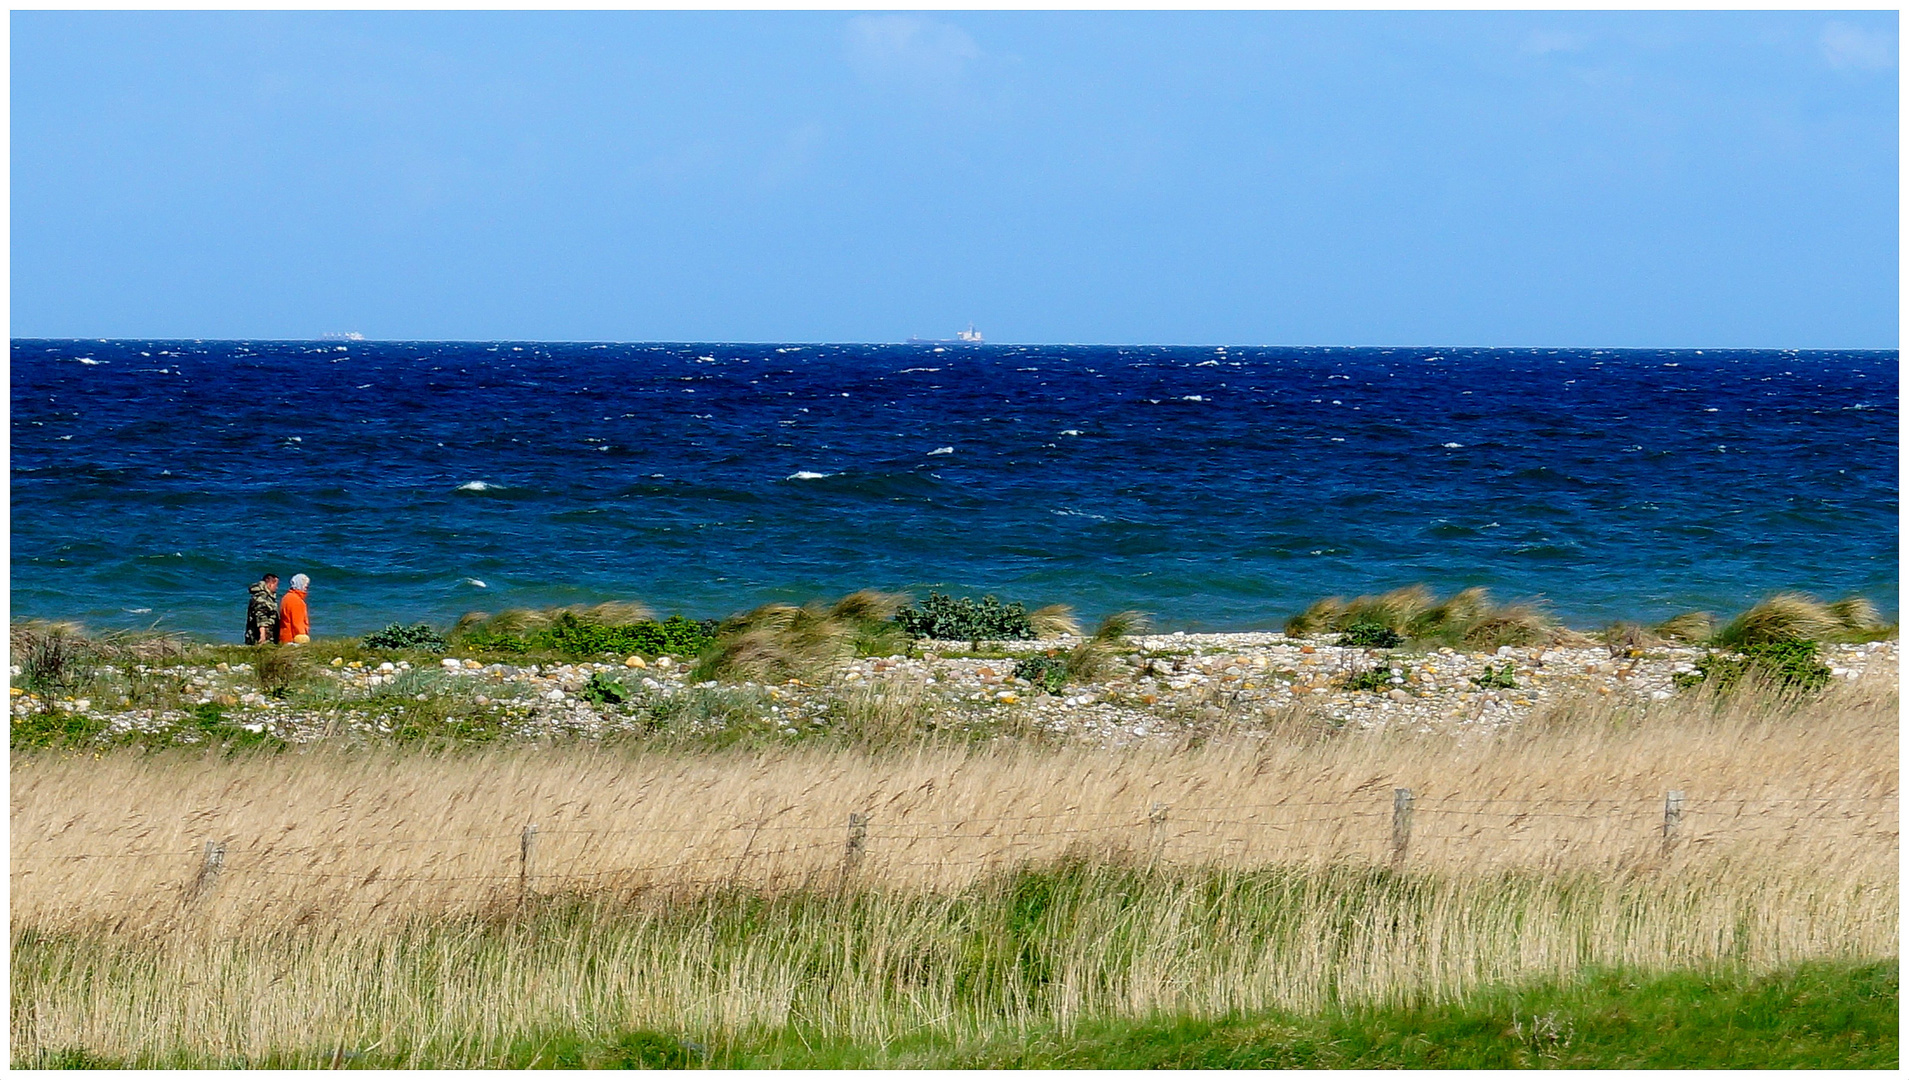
[908,323,983,344]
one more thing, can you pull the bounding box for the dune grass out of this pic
[1280,586,1896,658]
[1713,591,1896,647]
[1284,585,1571,649]
[690,590,912,683]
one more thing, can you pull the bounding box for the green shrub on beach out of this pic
[1343,665,1402,693]
[1675,640,1833,695]
[448,606,717,660]
[896,593,1038,642]
[579,672,630,706]
[1337,622,1403,649]
[362,623,449,651]
[529,613,718,659]
[1470,663,1518,690]
[1014,653,1069,693]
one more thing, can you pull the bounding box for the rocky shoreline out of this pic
[12,631,1898,749]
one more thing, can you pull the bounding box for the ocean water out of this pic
[10,340,1897,640]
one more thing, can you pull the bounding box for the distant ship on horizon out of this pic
[908,323,983,344]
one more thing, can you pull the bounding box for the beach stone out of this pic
[1387,689,1413,703]
[441,658,461,670]
[625,656,646,668]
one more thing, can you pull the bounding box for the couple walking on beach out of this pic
[245,572,313,645]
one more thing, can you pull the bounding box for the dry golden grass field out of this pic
[10,675,1898,1066]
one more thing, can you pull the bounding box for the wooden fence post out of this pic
[1391,788,1414,866]
[519,823,538,902]
[845,812,868,874]
[1662,790,1684,854]
[189,839,226,902]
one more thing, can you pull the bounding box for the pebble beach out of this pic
[15,632,1897,749]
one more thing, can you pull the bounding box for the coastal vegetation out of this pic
[11,671,1897,1067]
[9,587,1896,1066]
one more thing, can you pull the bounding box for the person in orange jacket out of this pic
[277,573,311,644]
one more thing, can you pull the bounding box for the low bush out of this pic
[1344,665,1407,693]
[362,623,449,651]
[1470,663,1518,689]
[579,673,629,706]
[1338,622,1402,649]
[1014,653,1069,694]
[896,593,1037,642]
[1675,640,1833,695]
[456,614,719,660]
[530,613,718,659]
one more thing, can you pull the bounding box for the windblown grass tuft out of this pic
[693,591,910,682]
[451,600,656,641]
[1712,592,1845,647]
[1286,585,1565,649]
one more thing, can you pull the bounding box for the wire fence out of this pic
[13,790,1898,902]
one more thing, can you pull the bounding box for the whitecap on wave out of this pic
[1059,429,1084,436]
[1442,442,1464,448]
[76,358,105,365]
[926,446,954,456]
[1181,395,1206,402]
[457,481,495,491]
[786,470,833,480]
[462,578,487,588]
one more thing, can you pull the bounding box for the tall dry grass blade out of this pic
[1028,604,1082,639]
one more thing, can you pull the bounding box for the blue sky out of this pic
[11,11,1898,347]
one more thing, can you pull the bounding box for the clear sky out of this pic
[11,10,1899,348]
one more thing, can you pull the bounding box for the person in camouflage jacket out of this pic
[245,574,279,645]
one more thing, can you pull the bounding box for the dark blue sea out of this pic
[9,340,1898,640]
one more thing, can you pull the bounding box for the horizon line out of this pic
[11,336,1899,353]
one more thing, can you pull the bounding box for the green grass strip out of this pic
[505,959,1899,1069]
[25,958,1895,1069]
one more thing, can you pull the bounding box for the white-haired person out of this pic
[277,573,312,644]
